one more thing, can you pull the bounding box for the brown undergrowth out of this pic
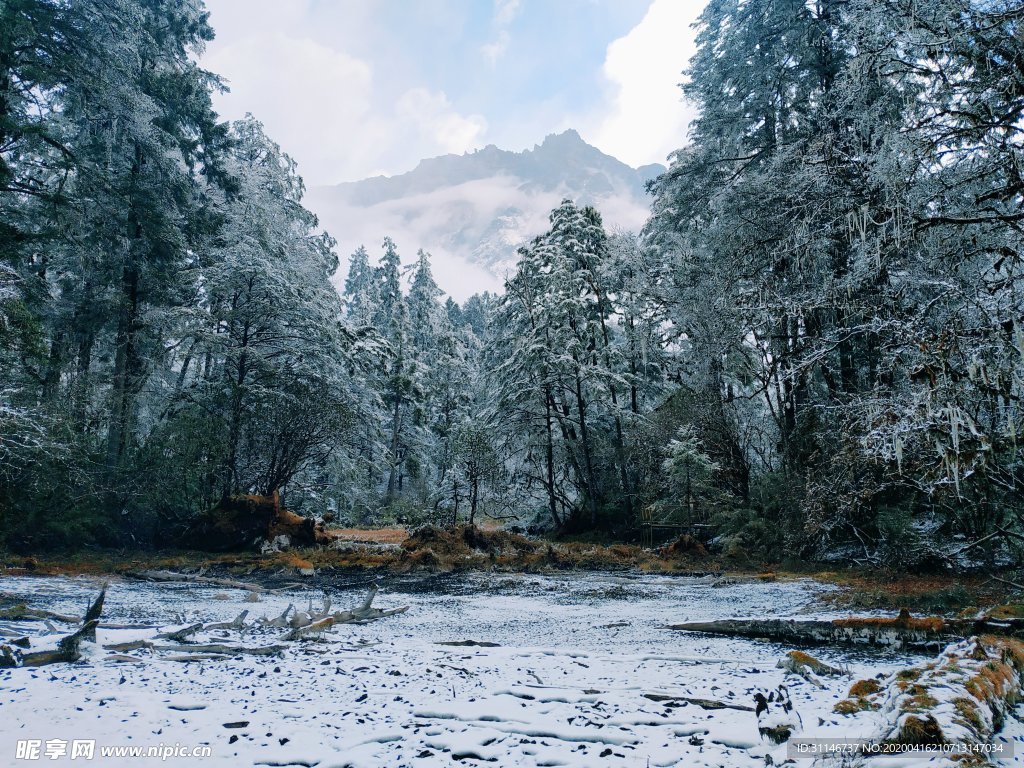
[2,530,1022,619]
[818,569,1006,614]
[833,636,1024,763]
[0,527,747,578]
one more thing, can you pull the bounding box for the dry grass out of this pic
[986,603,1024,619]
[834,698,872,715]
[835,677,884,715]
[902,684,939,712]
[893,713,945,746]
[849,678,884,697]
[4,533,1023,614]
[331,528,408,544]
[819,570,999,614]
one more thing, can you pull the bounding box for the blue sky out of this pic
[200,0,706,186]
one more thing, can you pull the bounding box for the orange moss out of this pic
[986,603,1024,619]
[835,677,885,715]
[849,678,883,697]
[833,609,945,633]
[268,552,314,571]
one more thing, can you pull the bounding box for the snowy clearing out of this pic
[1,572,1022,767]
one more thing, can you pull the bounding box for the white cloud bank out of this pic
[585,0,704,167]
[201,3,488,185]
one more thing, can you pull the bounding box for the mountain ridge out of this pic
[305,130,664,300]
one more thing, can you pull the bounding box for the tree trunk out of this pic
[574,373,600,526]
[385,390,402,503]
[542,389,561,528]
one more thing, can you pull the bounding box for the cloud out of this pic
[396,89,487,155]
[204,34,380,185]
[480,0,522,65]
[584,0,703,167]
[494,0,522,26]
[202,30,489,185]
[480,30,511,65]
[306,171,653,303]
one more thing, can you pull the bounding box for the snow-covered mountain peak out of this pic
[305,131,665,301]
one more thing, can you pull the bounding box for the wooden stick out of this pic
[151,643,285,656]
[991,575,1024,591]
[155,623,204,642]
[206,610,248,631]
[643,693,755,712]
[283,617,334,641]
[103,640,154,652]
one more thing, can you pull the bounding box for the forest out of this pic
[1,0,1022,570]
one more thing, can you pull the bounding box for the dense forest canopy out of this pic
[0,0,1021,566]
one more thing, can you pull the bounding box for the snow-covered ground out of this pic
[0,572,1021,767]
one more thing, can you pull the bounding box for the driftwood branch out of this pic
[151,643,284,656]
[643,693,755,712]
[206,610,248,631]
[1,620,99,668]
[991,574,1024,592]
[283,617,334,641]
[81,583,107,642]
[104,639,154,652]
[155,623,204,642]
[130,570,262,592]
[272,586,409,639]
[0,604,79,623]
[669,609,1024,652]
[957,526,1024,556]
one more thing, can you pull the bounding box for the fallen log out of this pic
[643,693,754,712]
[337,605,409,625]
[0,604,79,623]
[105,653,145,663]
[130,570,262,592]
[103,639,154,652]
[283,617,334,641]
[155,623,204,642]
[0,620,99,668]
[668,609,1024,652]
[150,643,285,657]
[103,639,281,657]
[165,653,228,662]
[260,604,294,628]
[328,585,409,625]
[206,610,249,631]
